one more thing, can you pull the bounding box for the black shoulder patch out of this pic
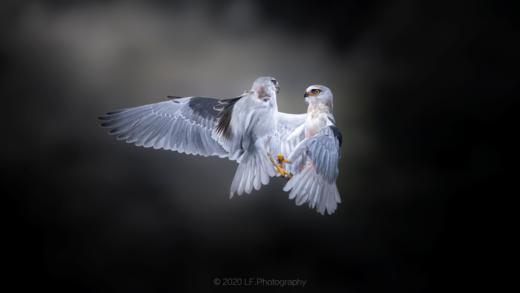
[167,96,182,103]
[188,97,223,118]
[171,95,241,138]
[215,96,242,138]
[329,126,343,146]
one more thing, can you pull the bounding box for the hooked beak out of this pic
[304,92,309,98]
[276,86,280,94]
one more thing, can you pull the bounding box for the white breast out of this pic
[305,105,329,138]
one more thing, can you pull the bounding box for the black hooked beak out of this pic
[304,92,309,98]
[276,86,280,94]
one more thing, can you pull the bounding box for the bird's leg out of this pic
[268,152,292,178]
[276,153,292,178]
[267,151,282,175]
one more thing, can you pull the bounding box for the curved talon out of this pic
[276,153,289,164]
[268,152,292,178]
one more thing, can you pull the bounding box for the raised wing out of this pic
[99,96,241,158]
[283,126,342,215]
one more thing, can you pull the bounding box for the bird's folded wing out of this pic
[99,96,241,158]
[288,126,342,183]
[284,126,343,214]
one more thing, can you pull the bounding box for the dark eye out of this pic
[271,79,278,86]
[311,89,321,95]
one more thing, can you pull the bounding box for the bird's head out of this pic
[251,76,279,103]
[304,85,333,109]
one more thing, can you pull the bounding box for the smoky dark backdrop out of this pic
[2,0,512,292]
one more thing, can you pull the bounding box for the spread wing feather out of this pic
[99,96,241,158]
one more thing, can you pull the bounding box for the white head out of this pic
[251,76,279,103]
[304,85,333,109]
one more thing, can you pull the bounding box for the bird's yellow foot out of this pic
[269,153,292,178]
[276,153,289,164]
[277,166,291,178]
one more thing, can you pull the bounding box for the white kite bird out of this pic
[275,85,343,215]
[100,76,284,196]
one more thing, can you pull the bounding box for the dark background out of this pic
[2,0,512,292]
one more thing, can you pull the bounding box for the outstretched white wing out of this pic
[283,126,342,215]
[99,96,241,158]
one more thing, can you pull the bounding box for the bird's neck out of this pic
[307,102,331,117]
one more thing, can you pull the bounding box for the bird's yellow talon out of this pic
[276,153,289,164]
[269,153,292,178]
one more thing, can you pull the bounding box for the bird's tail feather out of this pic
[229,151,275,197]
[283,165,341,215]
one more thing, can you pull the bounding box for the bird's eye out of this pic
[271,79,278,86]
[311,89,321,95]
